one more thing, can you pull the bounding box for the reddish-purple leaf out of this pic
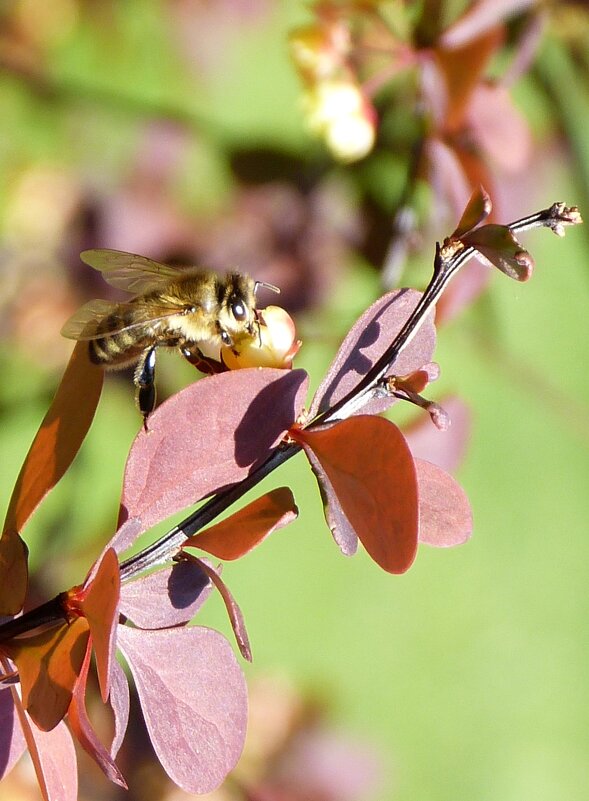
[0,531,28,617]
[3,341,103,536]
[119,560,213,628]
[10,691,78,801]
[118,368,308,534]
[1,342,103,615]
[435,28,504,132]
[462,224,534,281]
[78,548,120,702]
[416,459,473,547]
[184,487,298,560]
[403,396,471,474]
[108,658,130,759]
[294,417,419,574]
[117,624,247,794]
[0,686,26,780]
[185,556,252,661]
[309,290,436,419]
[68,643,127,787]
[467,84,531,173]
[2,618,90,732]
[451,186,491,238]
[303,446,359,556]
[28,719,78,801]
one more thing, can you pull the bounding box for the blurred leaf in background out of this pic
[1,1,589,800]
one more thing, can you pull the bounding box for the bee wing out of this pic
[61,299,189,341]
[80,249,187,294]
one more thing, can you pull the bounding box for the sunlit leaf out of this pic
[184,487,298,560]
[119,368,308,533]
[3,341,103,536]
[117,624,247,794]
[303,445,360,556]
[462,224,533,280]
[0,533,28,616]
[416,459,473,546]
[0,684,26,780]
[2,618,90,731]
[403,396,471,474]
[119,560,212,629]
[184,556,251,661]
[0,342,103,615]
[68,643,127,787]
[293,417,419,574]
[108,658,130,759]
[21,712,77,801]
[451,186,491,238]
[78,548,120,702]
[310,290,436,419]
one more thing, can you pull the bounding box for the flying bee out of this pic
[61,249,279,420]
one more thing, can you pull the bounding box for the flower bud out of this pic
[222,306,301,370]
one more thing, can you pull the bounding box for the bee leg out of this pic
[134,346,157,425]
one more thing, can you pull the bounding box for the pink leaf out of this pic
[309,290,436,419]
[0,686,26,780]
[25,716,78,801]
[108,658,130,759]
[403,396,471,473]
[303,446,359,556]
[117,624,247,794]
[184,556,252,661]
[79,548,120,702]
[68,644,127,787]
[416,459,473,547]
[119,560,213,628]
[119,368,308,533]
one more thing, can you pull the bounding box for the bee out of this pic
[61,249,278,420]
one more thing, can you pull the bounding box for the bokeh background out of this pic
[1,2,589,800]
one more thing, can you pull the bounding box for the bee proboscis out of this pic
[61,249,278,420]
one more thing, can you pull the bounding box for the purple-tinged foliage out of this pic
[309,289,436,418]
[0,687,25,781]
[119,560,213,629]
[416,460,473,547]
[117,624,248,794]
[0,192,580,799]
[118,368,308,535]
[404,396,471,473]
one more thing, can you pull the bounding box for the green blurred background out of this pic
[1,2,589,800]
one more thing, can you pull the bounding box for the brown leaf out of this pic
[78,548,120,703]
[68,643,127,787]
[451,186,491,238]
[3,341,103,535]
[294,417,419,574]
[0,342,103,613]
[184,488,298,560]
[3,618,90,732]
[0,532,29,616]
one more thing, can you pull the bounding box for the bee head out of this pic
[217,273,257,346]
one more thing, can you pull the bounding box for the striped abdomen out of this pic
[88,308,161,369]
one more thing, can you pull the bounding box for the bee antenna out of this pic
[254,280,280,297]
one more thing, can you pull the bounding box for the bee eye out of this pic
[220,330,232,346]
[230,298,247,322]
